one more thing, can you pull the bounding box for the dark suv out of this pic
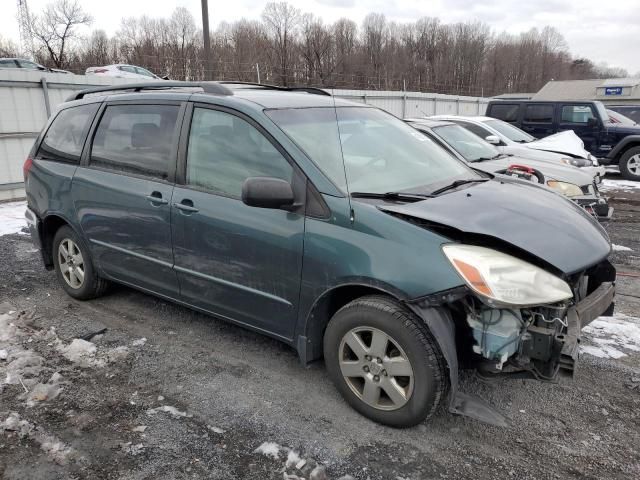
[486,100,640,180]
[24,82,615,427]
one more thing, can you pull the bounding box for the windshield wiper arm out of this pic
[430,178,488,196]
[350,191,434,202]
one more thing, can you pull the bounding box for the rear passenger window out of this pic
[457,122,492,139]
[561,105,596,124]
[489,104,519,122]
[186,108,293,198]
[39,104,99,162]
[524,105,553,123]
[90,104,179,180]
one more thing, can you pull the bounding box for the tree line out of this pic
[0,0,629,97]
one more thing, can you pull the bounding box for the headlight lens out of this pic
[442,244,573,307]
[547,180,584,197]
[561,157,591,168]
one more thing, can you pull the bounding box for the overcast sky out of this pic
[4,0,640,74]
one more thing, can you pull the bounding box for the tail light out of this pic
[23,156,33,182]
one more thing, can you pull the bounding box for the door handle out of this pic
[174,199,199,214]
[146,191,169,205]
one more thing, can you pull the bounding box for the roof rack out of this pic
[67,81,233,101]
[217,81,331,96]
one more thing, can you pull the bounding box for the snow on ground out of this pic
[0,201,27,236]
[612,244,633,252]
[254,441,281,459]
[581,314,640,359]
[600,179,640,192]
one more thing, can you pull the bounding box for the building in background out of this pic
[532,78,640,105]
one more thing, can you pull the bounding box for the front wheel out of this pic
[323,295,447,427]
[619,146,640,181]
[52,225,108,300]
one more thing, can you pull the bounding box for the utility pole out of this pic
[201,0,212,80]
[17,0,35,59]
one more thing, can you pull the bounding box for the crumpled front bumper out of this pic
[559,281,616,374]
[573,195,613,222]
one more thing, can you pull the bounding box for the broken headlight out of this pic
[546,180,583,197]
[442,244,573,307]
[560,157,592,168]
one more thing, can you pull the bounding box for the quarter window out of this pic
[524,105,554,123]
[186,108,293,198]
[90,104,179,179]
[561,105,596,124]
[39,104,99,162]
[489,104,519,122]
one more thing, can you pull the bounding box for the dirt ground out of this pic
[1,174,639,480]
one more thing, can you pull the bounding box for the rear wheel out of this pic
[53,226,108,300]
[619,146,640,181]
[323,295,447,427]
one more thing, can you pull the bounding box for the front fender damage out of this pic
[407,304,509,427]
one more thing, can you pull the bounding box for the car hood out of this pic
[379,179,610,275]
[472,155,595,185]
[526,131,591,159]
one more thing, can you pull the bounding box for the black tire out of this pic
[619,146,640,181]
[323,295,447,428]
[52,225,109,300]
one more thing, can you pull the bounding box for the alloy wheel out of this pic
[338,327,414,411]
[58,238,85,289]
[628,154,640,176]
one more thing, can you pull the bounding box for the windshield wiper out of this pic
[351,191,434,202]
[472,157,495,162]
[430,178,488,196]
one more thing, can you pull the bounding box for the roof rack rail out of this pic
[67,81,233,102]
[217,81,331,96]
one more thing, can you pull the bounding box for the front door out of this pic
[520,103,555,138]
[171,105,305,340]
[72,102,183,298]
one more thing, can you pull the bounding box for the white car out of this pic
[85,64,166,80]
[432,115,606,182]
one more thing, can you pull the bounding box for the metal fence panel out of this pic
[0,74,488,201]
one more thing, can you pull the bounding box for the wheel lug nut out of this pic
[365,355,371,361]
[363,366,369,372]
[374,375,380,382]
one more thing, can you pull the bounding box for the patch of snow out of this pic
[58,339,102,367]
[0,201,27,236]
[0,349,7,360]
[26,372,64,407]
[600,179,640,192]
[1,412,80,465]
[207,425,225,434]
[132,425,147,433]
[581,314,640,359]
[131,337,147,347]
[612,244,632,252]
[254,441,281,459]
[286,450,301,468]
[146,405,192,418]
[120,442,144,455]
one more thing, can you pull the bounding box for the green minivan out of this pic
[24,82,615,427]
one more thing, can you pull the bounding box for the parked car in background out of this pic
[485,100,640,180]
[608,105,640,124]
[86,64,167,80]
[607,109,638,126]
[431,115,606,182]
[406,118,612,221]
[24,81,615,428]
[0,57,71,74]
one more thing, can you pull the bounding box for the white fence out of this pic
[0,71,488,201]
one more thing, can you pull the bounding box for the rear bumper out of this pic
[24,207,42,249]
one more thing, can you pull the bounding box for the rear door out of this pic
[171,104,306,340]
[486,103,520,125]
[558,103,601,154]
[520,103,555,138]
[72,101,184,298]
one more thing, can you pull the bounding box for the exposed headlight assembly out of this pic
[443,244,573,307]
[561,157,591,168]
[546,180,584,197]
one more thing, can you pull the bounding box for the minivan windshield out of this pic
[483,119,535,143]
[267,107,478,195]
[432,124,500,162]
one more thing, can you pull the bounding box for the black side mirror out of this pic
[242,177,295,209]
[587,117,599,128]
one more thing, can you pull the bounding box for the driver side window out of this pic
[186,108,293,198]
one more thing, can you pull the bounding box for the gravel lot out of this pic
[1,175,639,480]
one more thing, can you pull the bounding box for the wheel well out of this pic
[617,142,640,160]
[40,215,68,269]
[300,285,402,363]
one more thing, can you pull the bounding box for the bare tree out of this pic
[31,0,92,68]
[0,35,19,57]
[262,2,301,85]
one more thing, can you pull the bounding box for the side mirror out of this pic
[242,177,295,209]
[587,117,599,128]
[485,135,500,145]
[161,75,170,80]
